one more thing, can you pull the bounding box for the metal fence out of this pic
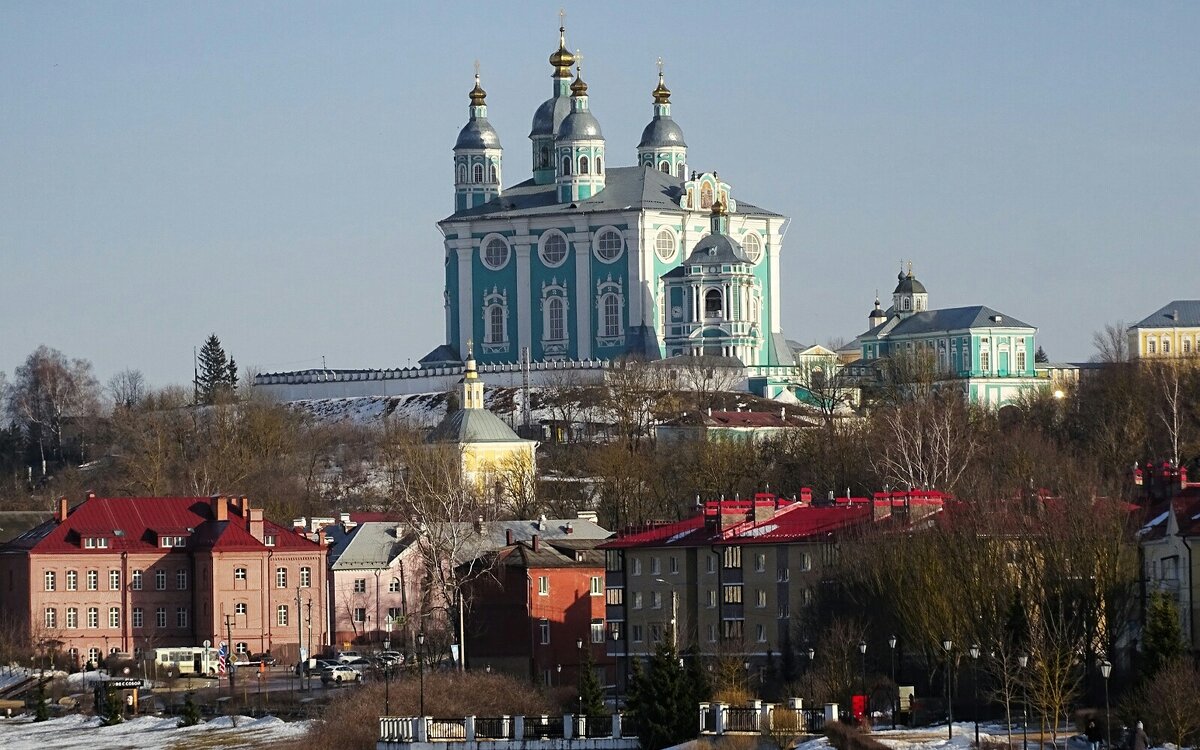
[427,718,467,740]
[701,707,717,733]
[801,708,825,733]
[475,717,508,739]
[523,715,565,740]
[725,707,760,733]
[577,714,614,738]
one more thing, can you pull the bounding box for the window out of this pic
[723,546,742,569]
[700,183,713,209]
[743,233,763,263]
[489,162,498,182]
[595,229,623,262]
[800,587,814,606]
[1163,338,1171,354]
[707,590,717,608]
[236,642,248,655]
[457,164,466,183]
[650,624,663,643]
[602,293,621,337]
[631,624,644,643]
[650,557,661,575]
[723,585,743,604]
[44,608,56,629]
[87,607,99,629]
[722,620,744,640]
[109,607,120,628]
[86,570,97,591]
[562,156,571,175]
[473,163,484,183]
[902,297,911,311]
[651,591,662,609]
[708,624,718,642]
[590,576,603,596]
[538,576,549,595]
[132,608,142,629]
[757,624,767,643]
[277,605,289,627]
[389,578,401,593]
[1148,339,1157,354]
[276,567,287,589]
[633,592,643,610]
[177,569,188,590]
[631,558,642,576]
[88,647,101,666]
[66,607,78,628]
[778,601,791,619]
[659,160,670,173]
[757,589,768,608]
[754,553,766,573]
[109,570,120,590]
[605,588,624,605]
[177,608,188,628]
[591,619,605,643]
[579,155,589,174]
[1016,350,1027,372]
[387,607,402,621]
[67,570,77,590]
[655,229,675,262]
[595,157,602,173]
[44,571,55,591]
[235,602,247,616]
[669,556,679,574]
[301,567,312,588]
[980,349,990,372]
[155,569,166,590]
[541,232,568,266]
[707,555,717,574]
[1184,338,1192,354]
[353,579,366,593]
[539,619,550,645]
[547,297,565,340]
[234,567,246,582]
[482,237,510,270]
[797,552,812,572]
[264,534,276,547]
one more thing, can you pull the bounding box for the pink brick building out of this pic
[0,494,328,668]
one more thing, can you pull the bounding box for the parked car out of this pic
[321,665,363,684]
[343,657,372,673]
[251,652,277,667]
[298,658,338,676]
[376,651,404,666]
[335,651,363,664]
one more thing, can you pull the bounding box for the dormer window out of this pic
[264,534,277,547]
[83,537,109,549]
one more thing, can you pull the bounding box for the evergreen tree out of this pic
[626,642,697,750]
[1142,590,1185,680]
[33,681,48,722]
[1035,345,1049,364]
[178,692,202,727]
[195,334,237,404]
[682,645,712,711]
[577,646,607,717]
[101,687,124,726]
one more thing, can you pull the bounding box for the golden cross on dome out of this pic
[474,59,480,78]
[559,7,565,29]
[657,57,664,77]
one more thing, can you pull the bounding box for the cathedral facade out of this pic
[427,25,793,370]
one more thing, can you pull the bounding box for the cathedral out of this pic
[423,23,794,371]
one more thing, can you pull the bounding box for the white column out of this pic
[515,243,532,357]
[768,222,782,333]
[626,226,644,326]
[457,246,474,352]
[574,240,592,359]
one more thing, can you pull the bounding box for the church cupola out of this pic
[891,261,928,317]
[868,294,887,327]
[453,66,502,212]
[530,16,575,185]
[555,58,606,203]
[461,340,485,410]
[637,59,688,178]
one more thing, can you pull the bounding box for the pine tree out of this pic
[626,642,696,750]
[1035,345,1049,364]
[578,646,607,717]
[33,681,48,722]
[1142,590,1185,680]
[196,334,237,405]
[178,692,202,727]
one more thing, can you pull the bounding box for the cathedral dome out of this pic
[455,118,500,150]
[558,109,603,140]
[893,274,927,295]
[686,234,750,265]
[638,116,687,148]
[530,95,572,137]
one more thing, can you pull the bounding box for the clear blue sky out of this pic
[2,1,1197,388]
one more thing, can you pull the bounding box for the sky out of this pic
[2,2,1198,389]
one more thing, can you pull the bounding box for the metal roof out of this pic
[426,408,528,444]
[865,305,1035,338]
[1132,300,1200,329]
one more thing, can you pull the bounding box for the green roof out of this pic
[427,408,527,444]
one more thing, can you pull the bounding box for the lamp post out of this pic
[858,640,868,720]
[383,615,394,717]
[417,631,426,719]
[969,644,981,747]
[942,638,954,740]
[1018,655,1028,750]
[888,635,898,729]
[576,637,584,718]
[611,627,621,709]
[1100,661,1112,750]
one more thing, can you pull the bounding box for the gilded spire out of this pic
[652,57,671,104]
[570,54,588,96]
[469,62,486,107]
[549,10,576,78]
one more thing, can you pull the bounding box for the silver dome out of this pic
[685,234,750,265]
[557,109,604,141]
[638,116,687,149]
[530,95,572,138]
[455,118,501,150]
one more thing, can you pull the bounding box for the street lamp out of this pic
[383,615,394,716]
[611,627,622,709]
[942,638,953,740]
[417,632,426,719]
[1018,654,1028,750]
[1100,660,1112,750]
[969,644,981,747]
[888,635,898,729]
[858,640,868,720]
[576,638,584,717]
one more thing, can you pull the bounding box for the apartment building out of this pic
[0,494,328,668]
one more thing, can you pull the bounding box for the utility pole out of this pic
[305,599,314,691]
[225,614,236,692]
[295,586,304,671]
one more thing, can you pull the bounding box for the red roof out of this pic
[4,496,321,554]
[601,491,949,549]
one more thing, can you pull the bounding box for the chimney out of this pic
[318,528,327,547]
[248,508,265,542]
[780,407,786,420]
[505,528,514,546]
[565,521,574,534]
[537,514,547,531]
[475,515,484,533]
[85,490,96,500]
[531,534,540,552]
[212,495,229,522]
[57,497,69,523]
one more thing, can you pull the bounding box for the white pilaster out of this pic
[573,239,592,359]
[515,243,532,357]
[767,219,782,333]
[457,246,474,352]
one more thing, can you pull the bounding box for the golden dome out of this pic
[549,25,575,78]
[570,64,588,96]
[652,71,671,104]
[469,73,486,106]
[711,199,727,216]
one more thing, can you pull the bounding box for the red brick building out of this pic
[0,493,328,668]
[464,534,612,688]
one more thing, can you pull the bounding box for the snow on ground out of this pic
[0,713,312,749]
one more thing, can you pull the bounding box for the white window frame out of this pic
[155,569,166,591]
[66,607,78,629]
[742,231,763,264]
[538,575,549,595]
[177,569,188,590]
[654,227,677,263]
[177,608,188,629]
[276,567,287,589]
[480,234,511,270]
[156,607,167,628]
[86,570,97,591]
[538,230,570,268]
[277,605,289,627]
[109,570,120,590]
[300,567,311,588]
[592,226,625,263]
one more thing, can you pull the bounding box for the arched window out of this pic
[700,183,714,209]
[489,162,498,182]
[548,298,565,341]
[482,237,510,269]
[677,163,686,177]
[562,156,571,175]
[541,146,550,168]
[595,157,602,173]
[655,229,675,262]
[603,294,621,337]
[457,164,467,183]
[659,160,670,173]
[579,155,589,174]
[704,289,723,318]
[488,306,505,344]
[473,164,484,183]
[902,297,911,311]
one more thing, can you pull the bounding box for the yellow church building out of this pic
[1128,301,1200,359]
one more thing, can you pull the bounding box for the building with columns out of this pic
[427,23,793,370]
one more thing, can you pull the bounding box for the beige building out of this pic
[0,494,328,668]
[1129,301,1200,359]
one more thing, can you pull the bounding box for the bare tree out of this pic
[6,345,101,462]
[1155,361,1188,465]
[675,356,743,411]
[603,357,681,453]
[870,389,979,492]
[492,449,539,519]
[1090,322,1129,363]
[107,368,147,411]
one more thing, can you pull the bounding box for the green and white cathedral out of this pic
[423,25,794,371]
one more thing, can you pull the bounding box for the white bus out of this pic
[153,647,221,676]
